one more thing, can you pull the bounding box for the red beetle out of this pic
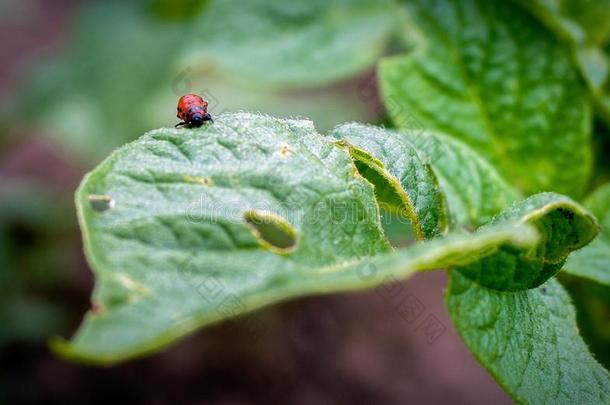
[175,94,213,128]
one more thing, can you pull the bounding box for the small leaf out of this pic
[456,192,599,291]
[447,271,610,404]
[565,183,610,285]
[379,0,592,197]
[330,123,449,240]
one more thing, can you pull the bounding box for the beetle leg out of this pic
[203,113,214,124]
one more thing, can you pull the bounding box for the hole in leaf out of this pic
[379,210,416,247]
[354,161,407,214]
[344,144,420,241]
[88,195,115,212]
[243,210,297,253]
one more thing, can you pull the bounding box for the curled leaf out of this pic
[456,192,599,291]
[330,123,449,240]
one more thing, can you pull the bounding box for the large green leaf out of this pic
[379,0,592,197]
[55,113,541,363]
[456,192,599,291]
[517,0,610,46]
[329,123,449,240]
[57,112,386,362]
[565,183,610,285]
[447,271,610,404]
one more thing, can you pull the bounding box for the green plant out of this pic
[43,0,610,403]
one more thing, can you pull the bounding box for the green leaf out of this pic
[59,112,385,362]
[447,271,610,404]
[456,192,599,291]
[181,0,399,88]
[520,0,610,126]
[57,113,541,364]
[565,183,610,285]
[408,130,520,228]
[516,0,610,46]
[523,0,610,127]
[329,123,449,240]
[379,0,592,197]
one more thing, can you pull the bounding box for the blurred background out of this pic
[0,0,607,403]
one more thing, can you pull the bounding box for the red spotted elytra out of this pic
[175,94,213,128]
